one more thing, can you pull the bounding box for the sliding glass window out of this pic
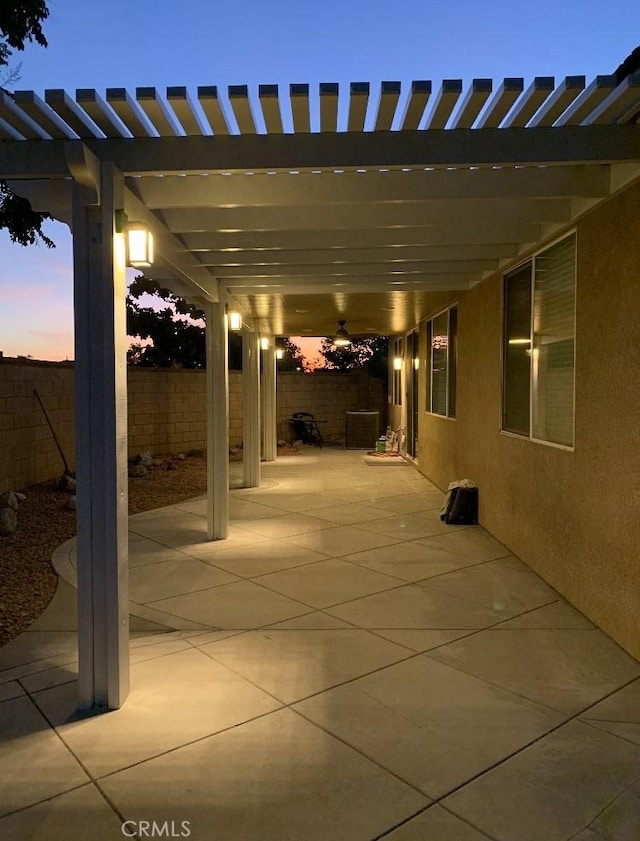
[426,305,457,418]
[502,233,576,447]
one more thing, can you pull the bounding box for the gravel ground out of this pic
[0,453,208,647]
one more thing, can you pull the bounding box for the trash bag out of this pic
[440,479,478,525]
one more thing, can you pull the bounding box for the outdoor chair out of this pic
[289,412,325,447]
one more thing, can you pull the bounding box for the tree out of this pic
[614,44,640,84]
[127,276,304,371]
[0,1,49,68]
[1,2,54,248]
[319,336,389,379]
[0,180,54,246]
[126,276,207,369]
[277,339,307,372]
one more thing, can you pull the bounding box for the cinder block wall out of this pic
[0,359,76,492]
[126,369,208,457]
[276,370,387,442]
[1,362,386,491]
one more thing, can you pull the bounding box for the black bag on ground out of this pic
[446,487,478,525]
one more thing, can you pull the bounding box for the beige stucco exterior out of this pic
[412,178,640,659]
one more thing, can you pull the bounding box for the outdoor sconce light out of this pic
[126,225,154,267]
[260,337,270,350]
[413,357,420,371]
[115,210,154,268]
[228,310,242,331]
[275,347,284,360]
[333,320,351,347]
[393,357,403,370]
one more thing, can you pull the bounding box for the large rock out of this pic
[0,507,17,535]
[129,464,148,478]
[58,474,76,492]
[138,451,154,467]
[0,490,23,510]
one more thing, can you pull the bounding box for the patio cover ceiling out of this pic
[2,75,640,336]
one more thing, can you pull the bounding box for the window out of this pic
[502,233,576,447]
[426,305,457,417]
[392,338,402,405]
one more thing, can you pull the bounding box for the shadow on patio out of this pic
[1,448,640,840]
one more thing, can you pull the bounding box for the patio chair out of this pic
[289,412,324,447]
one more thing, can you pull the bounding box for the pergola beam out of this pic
[2,127,638,182]
[227,276,475,295]
[128,166,608,207]
[74,125,640,174]
[179,225,542,250]
[157,199,571,232]
[211,259,497,279]
[196,243,520,265]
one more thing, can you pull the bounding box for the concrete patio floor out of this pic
[1,447,640,840]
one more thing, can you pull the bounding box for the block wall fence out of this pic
[0,359,387,492]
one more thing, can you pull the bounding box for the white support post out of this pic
[242,330,260,488]
[73,162,129,711]
[261,339,277,462]
[205,299,229,540]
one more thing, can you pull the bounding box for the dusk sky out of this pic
[1,0,639,360]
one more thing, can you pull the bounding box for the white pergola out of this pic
[2,74,640,710]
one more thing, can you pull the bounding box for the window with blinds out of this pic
[426,305,457,418]
[502,233,576,447]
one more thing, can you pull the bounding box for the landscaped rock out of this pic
[176,453,186,460]
[129,464,148,478]
[63,495,77,511]
[0,507,18,535]
[58,474,76,492]
[0,490,22,510]
[138,451,154,467]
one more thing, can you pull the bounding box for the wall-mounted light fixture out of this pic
[393,357,403,371]
[115,210,154,268]
[126,224,154,267]
[413,357,420,370]
[260,337,270,350]
[228,310,242,331]
[333,320,351,347]
[275,347,284,360]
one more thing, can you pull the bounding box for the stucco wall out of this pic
[1,363,386,492]
[415,179,640,659]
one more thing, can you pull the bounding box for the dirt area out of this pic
[0,453,208,647]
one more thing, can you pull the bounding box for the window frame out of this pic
[501,231,577,451]
[391,337,403,406]
[425,304,458,419]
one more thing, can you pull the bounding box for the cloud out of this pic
[28,329,71,345]
[0,285,52,301]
